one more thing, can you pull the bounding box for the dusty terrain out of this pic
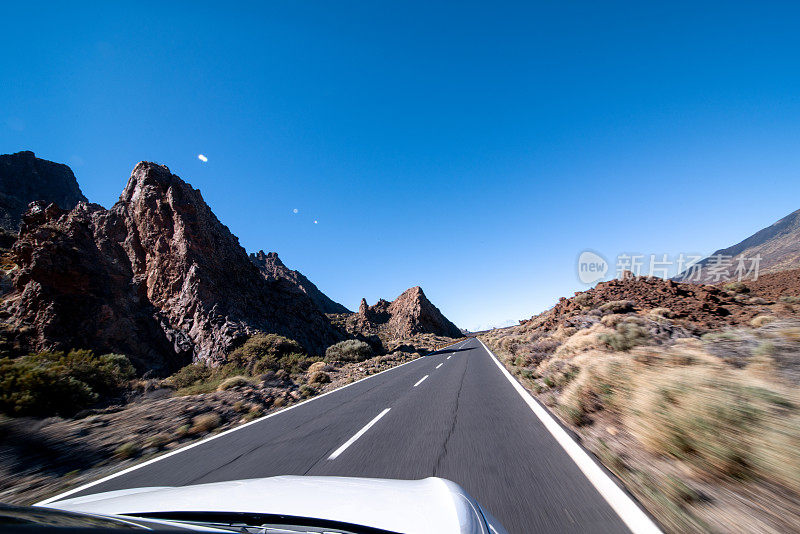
[0,349,429,506]
[482,274,800,533]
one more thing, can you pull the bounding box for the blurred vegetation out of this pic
[166,334,320,396]
[482,299,800,532]
[0,350,135,417]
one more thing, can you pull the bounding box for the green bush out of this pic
[168,363,213,389]
[227,334,316,374]
[0,350,135,417]
[325,340,373,362]
[167,334,317,395]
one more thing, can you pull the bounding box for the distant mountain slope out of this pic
[0,151,87,231]
[675,208,800,282]
[2,160,341,372]
[249,250,350,314]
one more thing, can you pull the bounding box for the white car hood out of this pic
[42,476,492,534]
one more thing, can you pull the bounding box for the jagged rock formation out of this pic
[0,151,87,232]
[347,286,461,340]
[249,250,350,314]
[675,208,800,282]
[1,161,342,372]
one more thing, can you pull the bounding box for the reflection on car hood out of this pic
[41,476,491,534]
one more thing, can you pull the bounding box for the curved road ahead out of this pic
[42,338,657,533]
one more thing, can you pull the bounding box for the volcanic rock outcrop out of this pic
[1,161,341,372]
[347,286,462,340]
[0,151,87,232]
[249,250,350,314]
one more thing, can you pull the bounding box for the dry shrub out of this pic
[555,341,800,493]
[551,325,578,342]
[625,364,800,491]
[600,313,629,328]
[308,361,327,373]
[599,300,635,314]
[553,324,613,357]
[723,282,750,294]
[217,375,252,391]
[751,315,776,328]
[114,441,140,459]
[190,412,221,434]
[648,307,673,319]
[572,292,594,308]
[308,371,330,385]
[599,322,650,352]
[145,433,172,450]
[558,351,634,424]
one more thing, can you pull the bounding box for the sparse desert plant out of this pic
[701,331,740,343]
[625,364,800,489]
[244,405,263,421]
[190,412,221,434]
[217,375,251,391]
[308,371,330,385]
[779,295,800,304]
[298,384,316,398]
[599,322,650,352]
[307,361,328,373]
[114,441,140,459]
[649,307,673,319]
[599,300,635,314]
[723,281,750,294]
[558,351,634,424]
[572,292,594,308]
[600,313,629,328]
[553,324,612,357]
[145,433,172,450]
[325,340,373,362]
[751,315,776,328]
[748,296,768,305]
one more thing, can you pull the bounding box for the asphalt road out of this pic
[52,338,638,534]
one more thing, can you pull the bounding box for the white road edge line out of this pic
[413,375,429,387]
[436,363,443,369]
[477,338,663,534]
[327,408,391,460]
[35,355,426,506]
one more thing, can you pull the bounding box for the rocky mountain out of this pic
[1,161,342,373]
[675,208,800,282]
[346,286,462,340]
[0,151,87,232]
[249,250,350,314]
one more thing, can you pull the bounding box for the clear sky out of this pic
[3,2,800,331]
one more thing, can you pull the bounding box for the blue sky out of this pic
[3,1,800,331]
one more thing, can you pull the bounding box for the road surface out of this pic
[45,338,650,533]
